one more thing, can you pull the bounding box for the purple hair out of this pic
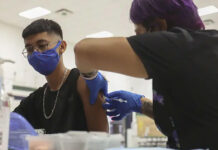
[130,0,205,30]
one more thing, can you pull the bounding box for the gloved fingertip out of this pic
[102,103,109,109]
[112,115,123,121]
[102,87,108,96]
[107,93,112,98]
[107,91,119,98]
[105,98,111,102]
[111,118,119,121]
[104,92,109,97]
[106,111,117,116]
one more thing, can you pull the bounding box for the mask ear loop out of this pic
[55,40,63,56]
[54,41,62,49]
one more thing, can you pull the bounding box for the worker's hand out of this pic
[85,72,108,105]
[102,90,144,121]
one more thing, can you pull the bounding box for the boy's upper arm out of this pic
[77,75,108,132]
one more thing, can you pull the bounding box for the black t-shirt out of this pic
[14,68,88,134]
[127,27,218,149]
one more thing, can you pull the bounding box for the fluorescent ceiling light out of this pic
[86,31,113,38]
[19,7,51,19]
[198,5,218,17]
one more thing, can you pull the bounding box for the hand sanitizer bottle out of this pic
[0,78,10,150]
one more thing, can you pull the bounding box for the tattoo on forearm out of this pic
[141,99,153,118]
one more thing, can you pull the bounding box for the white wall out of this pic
[0,21,46,89]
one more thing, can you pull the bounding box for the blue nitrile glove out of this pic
[102,90,144,121]
[9,112,38,150]
[85,72,108,105]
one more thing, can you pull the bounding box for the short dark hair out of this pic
[22,19,63,39]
